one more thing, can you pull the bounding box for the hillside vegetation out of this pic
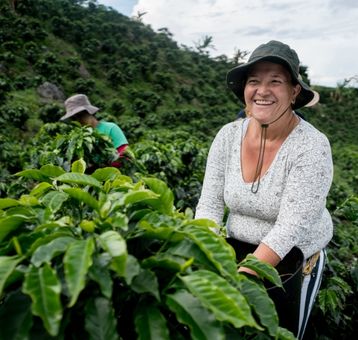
[0,0,357,339]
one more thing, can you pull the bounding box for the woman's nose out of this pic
[256,82,271,96]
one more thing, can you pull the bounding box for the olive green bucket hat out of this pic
[227,40,318,109]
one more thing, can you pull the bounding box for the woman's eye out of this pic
[247,79,258,85]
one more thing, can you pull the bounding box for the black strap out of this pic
[250,105,291,193]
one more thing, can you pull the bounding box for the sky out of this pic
[98,0,358,87]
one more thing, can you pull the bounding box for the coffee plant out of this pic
[0,160,294,339]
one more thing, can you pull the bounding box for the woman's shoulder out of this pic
[294,119,331,146]
[216,119,244,139]
[98,121,122,131]
[98,121,115,127]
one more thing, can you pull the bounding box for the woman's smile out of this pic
[253,99,276,105]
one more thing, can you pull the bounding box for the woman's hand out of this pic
[237,242,281,277]
[238,266,258,277]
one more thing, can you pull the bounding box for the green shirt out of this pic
[96,121,128,148]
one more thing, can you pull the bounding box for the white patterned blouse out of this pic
[195,117,333,259]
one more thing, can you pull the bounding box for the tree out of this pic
[231,47,249,65]
[132,10,147,22]
[299,65,311,85]
[157,27,173,38]
[194,35,216,54]
[8,0,18,12]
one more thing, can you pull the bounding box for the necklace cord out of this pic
[250,104,292,193]
[251,125,267,193]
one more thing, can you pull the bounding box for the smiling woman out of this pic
[241,61,301,186]
[195,40,333,339]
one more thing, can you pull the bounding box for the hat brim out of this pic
[304,90,319,107]
[60,104,99,121]
[227,56,315,110]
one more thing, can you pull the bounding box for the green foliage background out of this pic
[0,0,357,339]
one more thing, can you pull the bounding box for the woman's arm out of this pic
[195,123,235,225]
[117,144,128,156]
[238,243,281,275]
[262,132,333,260]
[109,124,128,148]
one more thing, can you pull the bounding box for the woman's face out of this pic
[73,111,92,125]
[244,61,301,124]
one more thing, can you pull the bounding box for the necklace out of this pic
[241,105,296,193]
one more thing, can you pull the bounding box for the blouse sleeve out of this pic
[110,124,128,148]
[262,134,333,259]
[195,124,233,225]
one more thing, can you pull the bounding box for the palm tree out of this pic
[194,35,215,54]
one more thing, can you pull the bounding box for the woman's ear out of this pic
[292,84,301,101]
